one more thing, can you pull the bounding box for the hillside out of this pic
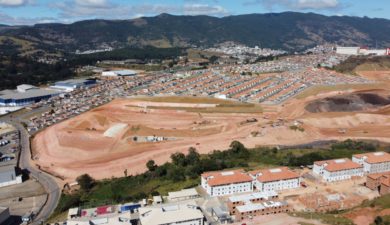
[333,56,390,74]
[1,12,390,52]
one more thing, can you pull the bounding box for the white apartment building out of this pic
[249,167,300,192]
[352,152,390,174]
[336,46,360,55]
[138,202,204,225]
[201,170,253,196]
[313,158,364,182]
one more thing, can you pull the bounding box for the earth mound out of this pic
[305,91,390,113]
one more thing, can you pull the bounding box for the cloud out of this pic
[184,4,228,16]
[245,0,341,11]
[0,11,58,25]
[74,0,110,8]
[296,0,339,10]
[1,1,230,25]
[51,1,229,21]
[0,0,30,7]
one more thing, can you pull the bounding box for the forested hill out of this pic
[1,12,390,52]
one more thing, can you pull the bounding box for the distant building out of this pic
[51,78,97,92]
[201,170,253,196]
[167,188,200,202]
[235,200,290,222]
[0,165,22,187]
[138,202,204,225]
[352,152,390,174]
[227,191,278,215]
[336,46,389,56]
[366,172,390,195]
[336,47,360,55]
[0,84,60,106]
[102,70,137,77]
[313,158,363,182]
[249,167,300,192]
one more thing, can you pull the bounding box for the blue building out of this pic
[0,85,61,106]
[52,78,97,92]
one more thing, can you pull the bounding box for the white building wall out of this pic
[336,47,360,55]
[254,178,300,192]
[202,177,252,196]
[313,164,324,175]
[209,182,252,196]
[352,156,390,174]
[0,175,22,188]
[322,168,363,182]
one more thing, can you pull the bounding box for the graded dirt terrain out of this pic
[32,70,390,181]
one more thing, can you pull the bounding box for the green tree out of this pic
[186,147,200,165]
[374,216,383,225]
[146,160,157,172]
[171,152,186,167]
[76,174,95,192]
[167,166,185,181]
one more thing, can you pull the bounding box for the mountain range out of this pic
[0,12,390,52]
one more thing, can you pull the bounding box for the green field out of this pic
[132,96,263,113]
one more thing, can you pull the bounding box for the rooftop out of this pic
[353,152,390,164]
[314,158,362,172]
[228,191,278,203]
[0,88,60,100]
[201,170,253,187]
[168,188,199,199]
[236,201,288,213]
[139,202,203,225]
[249,167,300,183]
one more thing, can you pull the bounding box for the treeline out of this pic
[52,139,379,217]
[333,55,390,73]
[0,55,74,90]
[69,46,187,66]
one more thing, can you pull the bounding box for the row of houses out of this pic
[201,152,390,197]
[314,152,390,182]
[201,167,301,197]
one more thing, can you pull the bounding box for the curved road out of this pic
[2,113,60,225]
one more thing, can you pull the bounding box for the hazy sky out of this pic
[0,0,389,25]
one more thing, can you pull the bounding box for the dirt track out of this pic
[32,71,390,181]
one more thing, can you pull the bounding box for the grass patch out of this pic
[133,96,249,105]
[295,83,386,99]
[132,96,262,113]
[292,212,354,225]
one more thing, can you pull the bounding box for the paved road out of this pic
[1,111,60,225]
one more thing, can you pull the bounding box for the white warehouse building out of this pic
[201,170,253,197]
[101,70,137,77]
[138,202,204,225]
[313,158,364,182]
[352,152,390,174]
[249,167,301,192]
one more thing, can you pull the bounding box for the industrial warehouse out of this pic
[0,85,60,106]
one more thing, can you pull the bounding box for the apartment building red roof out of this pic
[201,170,253,187]
[353,152,390,164]
[249,167,300,183]
[314,158,362,172]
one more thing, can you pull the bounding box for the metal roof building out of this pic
[0,165,22,188]
[52,78,97,92]
[0,87,61,106]
[102,70,137,77]
[139,202,204,225]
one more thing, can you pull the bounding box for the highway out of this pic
[1,110,61,225]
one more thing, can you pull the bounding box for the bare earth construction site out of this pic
[32,68,390,181]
